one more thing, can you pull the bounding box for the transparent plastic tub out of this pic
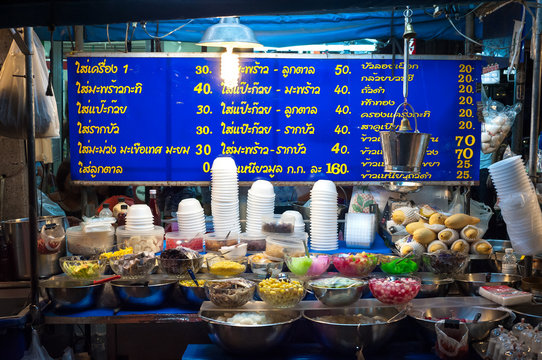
[261,214,295,235]
[116,225,164,253]
[264,233,307,260]
[66,225,115,256]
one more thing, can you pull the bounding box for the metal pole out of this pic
[529,0,542,180]
[403,37,409,100]
[464,13,474,55]
[24,27,39,310]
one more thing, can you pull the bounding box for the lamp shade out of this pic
[197,17,262,48]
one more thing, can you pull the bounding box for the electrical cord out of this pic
[141,19,194,40]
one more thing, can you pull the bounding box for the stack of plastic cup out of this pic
[177,198,206,236]
[345,213,376,248]
[125,204,154,231]
[489,155,542,255]
[282,210,305,234]
[309,180,338,251]
[211,156,241,235]
[246,180,275,234]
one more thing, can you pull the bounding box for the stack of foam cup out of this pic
[345,213,376,248]
[125,204,154,231]
[309,180,338,251]
[177,198,206,236]
[282,210,305,234]
[489,155,542,255]
[245,180,275,234]
[211,156,241,235]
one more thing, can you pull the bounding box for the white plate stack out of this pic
[345,213,376,248]
[125,204,154,231]
[211,157,241,235]
[309,180,338,251]
[246,180,275,234]
[489,155,542,255]
[177,198,206,236]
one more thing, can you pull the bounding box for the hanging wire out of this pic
[141,19,194,39]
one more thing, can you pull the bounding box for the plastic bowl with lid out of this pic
[332,253,379,277]
[368,274,421,305]
[205,278,256,308]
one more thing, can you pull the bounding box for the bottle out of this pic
[113,197,129,218]
[117,205,128,226]
[502,248,518,275]
[99,203,113,218]
[149,189,161,226]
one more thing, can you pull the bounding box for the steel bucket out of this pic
[2,216,67,280]
[379,103,430,173]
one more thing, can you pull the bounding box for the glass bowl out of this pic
[109,252,157,278]
[422,250,469,274]
[206,255,247,277]
[285,254,331,276]
[248,254,283,278]
[368,274,421,305]
[159,248,203,277]
[332,253,379,277]
[204,278,256,308]
[379,255,419,275]
[257,278,305,308]
[59,256,106,279]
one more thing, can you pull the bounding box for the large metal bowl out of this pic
[455,273,522,296]
[111,279,176,308]
[408,306,509,341]
[303,307,405,354]
[415,272,454,298]
[200,310,301,353]
[508,304,542,327]
[308,279,368,307]
[41,279,104,311]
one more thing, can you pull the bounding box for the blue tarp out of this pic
[36,10,482,47]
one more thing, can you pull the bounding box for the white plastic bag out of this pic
[448,188,466,214]
[435,320,469,359]
[20,329,54,360]
[469,199,493,238]
[0,29,59,138]
[481,100,521,154]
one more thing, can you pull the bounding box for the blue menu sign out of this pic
[67,54,481,183]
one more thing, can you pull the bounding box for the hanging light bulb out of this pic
[221,47,239,89]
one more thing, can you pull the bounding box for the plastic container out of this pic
[261,214,295,235]
[204,232,239,252]
[165,232,204,251]
[116,225,164,253]
[66,225,115,256]
[264,233,307,260]
[240,232,266,253]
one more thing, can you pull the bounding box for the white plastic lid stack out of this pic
[345,213,375,248]
[309,180,338,251]
[489,156,542,255]
[177,198,206,236]
[210,156,241,235]
[246,180,275,235]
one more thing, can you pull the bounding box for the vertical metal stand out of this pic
[529,0,542,180]
[24,27,39,314]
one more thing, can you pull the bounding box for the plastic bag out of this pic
[21,329,54,360]
[0,29,59,138]
[349,186,389,215]
[481,100,521,154]
[448,188,466,214]
[37,189,66,217]
[470,199,493,238]
[435,320,469,359]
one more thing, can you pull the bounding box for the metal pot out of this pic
[41,278,104,311]
[455,273,522,296]
[415,272,454,298]
[3,216,68,280]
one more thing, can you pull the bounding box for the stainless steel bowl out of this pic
[455,273,522,296]
[508,304,542,327]
[308,279,367,307]
[111,279,176,308]
[408,306,509,341]
[41,279,104,311]
[303,307,405,354]
[415,272,453,298]
[200,310,301,353]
